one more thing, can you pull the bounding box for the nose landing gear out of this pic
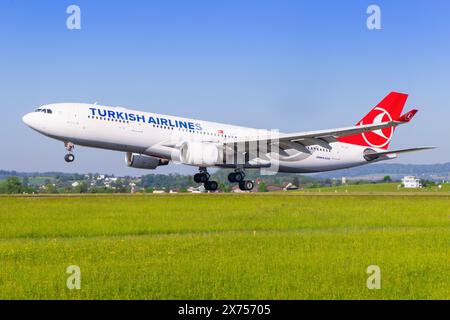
[64,142,75,163]
[64,154,75,163]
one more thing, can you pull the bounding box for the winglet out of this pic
[398,109,418,122]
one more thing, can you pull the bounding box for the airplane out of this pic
[22,92,434,191]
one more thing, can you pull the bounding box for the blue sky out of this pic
[0,0,449,175]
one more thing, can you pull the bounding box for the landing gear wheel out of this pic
[194,172,209,183]
[239,180,254,191]
[64,154,75,163]
[201,173,209,183]
[228,172,236,183]
[234,172,244,182]
[228,171,244,183]
[204,180,218,191]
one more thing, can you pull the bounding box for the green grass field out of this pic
[301,182,450,193]
[0,193,449,299]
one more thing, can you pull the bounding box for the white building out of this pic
[401,176,422,188]
[188,185,206,193]
[71,181,80,187]
[283,182,299,191]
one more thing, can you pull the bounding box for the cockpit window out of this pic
[34,108,53,114]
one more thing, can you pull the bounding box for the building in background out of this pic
[401,176,422,188]
[283,182,299,191]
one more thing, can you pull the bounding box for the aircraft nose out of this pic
[22,112,42,131]
[22,113,34,126]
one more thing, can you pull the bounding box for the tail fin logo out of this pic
[337,92,408,150]
[360,107,393,148]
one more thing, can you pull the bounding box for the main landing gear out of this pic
[194,168,218,191]
[64,142,75,163]
[228,169,254,191]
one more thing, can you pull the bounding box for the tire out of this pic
[228,172,236,183]
[234,172,244,182]
[244,180,254,190]
[239,180,254,191]
[194,173,202,183]
[195,173,209,183]
[199,173,209,183]
[64,154,75,163]
[205,180,218,191]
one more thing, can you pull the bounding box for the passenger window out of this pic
[47,109,53,114]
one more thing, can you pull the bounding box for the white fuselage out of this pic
[22,103,378,173]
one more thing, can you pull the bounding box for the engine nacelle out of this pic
[179,141,221,166]
[125,153,169,169]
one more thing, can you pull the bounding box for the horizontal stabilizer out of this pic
[364,146,436,161]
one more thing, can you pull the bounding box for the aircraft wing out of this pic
[224,120,407,151]
[160,111,423,166]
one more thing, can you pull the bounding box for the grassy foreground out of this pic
[300,182,450,193]
[0,194,449,299]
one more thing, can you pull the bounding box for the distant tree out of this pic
[422,180,435,188]
[112,178,128,193]
[140,173,193,190]
[20,176,37,193]
[258,182,268,192]
[6,177,23,194]
[219,182,230,193]
[73,181,88,193]
[383,176,392,183]
[90,186,112,193]
[62,186,74,193]
[22,176,29,188]
[0,181,8,194]
[41,183,58,194]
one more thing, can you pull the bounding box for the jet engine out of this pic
[179,141,221,166]
[125,152,169,169]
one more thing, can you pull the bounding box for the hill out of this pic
[312,162,450,180]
